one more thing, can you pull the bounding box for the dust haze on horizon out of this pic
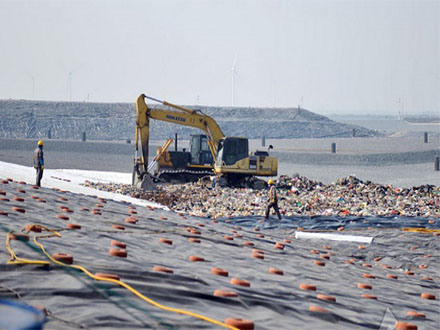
[0,0,438,116]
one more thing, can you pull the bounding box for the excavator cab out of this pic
[215,137,277,184]
[190,134,213,165]
[216,137,249,166]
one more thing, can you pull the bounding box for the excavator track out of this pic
[156,168,214,183]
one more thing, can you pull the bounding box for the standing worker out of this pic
[34,140,44,187]
[265,179,282,220]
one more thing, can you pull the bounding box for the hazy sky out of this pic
[0,0,438,114]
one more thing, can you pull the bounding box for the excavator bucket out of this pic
[139,174,156,191]
[132,164,157,191]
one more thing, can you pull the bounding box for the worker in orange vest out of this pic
[265,179,282,220]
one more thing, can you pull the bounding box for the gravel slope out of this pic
[0,99,381,140]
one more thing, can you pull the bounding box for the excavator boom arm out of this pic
[135,94,225,172]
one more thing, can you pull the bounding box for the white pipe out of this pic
[295,231,375,244]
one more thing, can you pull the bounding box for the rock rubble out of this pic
[82,175,439,218]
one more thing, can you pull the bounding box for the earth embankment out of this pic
[0,99,382,140]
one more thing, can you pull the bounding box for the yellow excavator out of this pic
[133,94,277,189]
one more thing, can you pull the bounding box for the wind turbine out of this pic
[231,56,239,106]
[28,74,35,99]
[67,72,72,101]
[66,63,84,101]
[397,97,404,120]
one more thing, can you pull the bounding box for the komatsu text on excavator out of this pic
[133,94,277,190]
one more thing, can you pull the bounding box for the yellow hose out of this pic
[6,227,239,330]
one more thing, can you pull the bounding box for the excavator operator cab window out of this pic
[201,138,209,151]
[191,134,213,165]
[220,137,249,166]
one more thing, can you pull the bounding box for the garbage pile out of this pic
[83,175,440,218]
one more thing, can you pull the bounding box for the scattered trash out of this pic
[82,175,439,218]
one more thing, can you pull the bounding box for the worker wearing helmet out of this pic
[265,178,282,220]
[33,140,45,187]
